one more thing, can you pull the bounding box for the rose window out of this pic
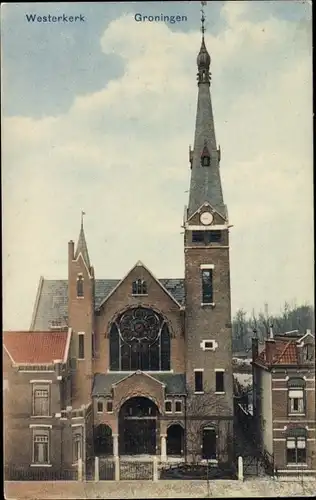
[109,307,171,371]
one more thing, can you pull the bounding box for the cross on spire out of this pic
[201,1,207,37]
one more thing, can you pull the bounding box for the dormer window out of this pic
[132,279,147,295]
[201,155,210,167]
[201,142,211,167]
[77,275,84,298]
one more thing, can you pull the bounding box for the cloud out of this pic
[2,8,313,330]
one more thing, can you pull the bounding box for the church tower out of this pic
[184,6,234,461]
[68,213,95,408]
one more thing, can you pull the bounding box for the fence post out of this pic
[153,456,158,481]
[115,456,120,481]
[94,456,99,482]
[78,458,83,481]
[238,456,244,481]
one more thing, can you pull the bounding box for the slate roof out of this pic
[31,278,185,331]
[75,223,91,269]
[92,373,186,397]
[3,331,69,364]
[188,37,227,219]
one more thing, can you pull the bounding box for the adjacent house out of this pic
[252,329,316,475]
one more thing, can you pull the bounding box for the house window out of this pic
[78,333,85,359]
[215,371,225,393]
[202,269,213,304]
[33,386,50,416]
[165,401,172,413]
[286,436,307,464]
[132,279,147,295]
[106,401,113,413]
[73,433,82,463]
[175,401,182,413]
[97,401,103,413]
[77,275,84,298]
[33,431,49,464]
[202,427,217,460]
[289,389,304,414]
[194,370,204,393]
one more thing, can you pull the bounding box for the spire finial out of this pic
[81,210,85,229]
[201,1,207,37]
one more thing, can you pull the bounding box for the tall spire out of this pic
[187,2,226,219]
[75,211,91,268]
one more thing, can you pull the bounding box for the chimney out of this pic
[252,335,259,361]
[68,240,75,261]
[265,325,276,364]
[306,329,311,335]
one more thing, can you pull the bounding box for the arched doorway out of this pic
[202,427,217,460]
[94,424,113,456]
[167,424,184,456]
[119,397,158,455]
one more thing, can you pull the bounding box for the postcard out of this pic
[2,1,314,498]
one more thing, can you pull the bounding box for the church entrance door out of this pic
[119,397,158,455]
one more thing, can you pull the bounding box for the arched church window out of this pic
[109,307,170,371]
[77,275,84,298]
[132,279,147,295]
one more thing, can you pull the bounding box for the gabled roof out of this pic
[97,261,182,310]
[3,330,71,365]
[31,277,185,330]
[92,373,186,397]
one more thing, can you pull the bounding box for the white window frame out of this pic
[164,400,173,413]
[215,369,225,394]
[194,368,204,394]
[286,436,307,465]
[32,429,50,465]
[73,432,82,464]
[32,384,51,417]
[288,388,305,416]
[200,265,215,306]
[200,339,218,351]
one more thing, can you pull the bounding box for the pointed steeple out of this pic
[75,211,91,269]
[187,3,226,220]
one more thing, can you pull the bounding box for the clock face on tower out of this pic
[200,211,214,225]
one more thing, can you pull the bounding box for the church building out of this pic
[4,21,234,473]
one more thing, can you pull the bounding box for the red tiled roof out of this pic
[256,339,298,366]
[3,331,69,364]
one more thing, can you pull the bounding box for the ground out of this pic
[4,478,316,499]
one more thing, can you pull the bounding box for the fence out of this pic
[5,456,241,482]
[4,465,78,481]
[159,461,237,480]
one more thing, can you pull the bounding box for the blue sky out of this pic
[2,1,313,329]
